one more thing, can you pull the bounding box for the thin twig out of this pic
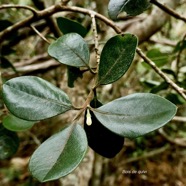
[27,131,41,146]
[90,12,100,66]
[0,4,121,43]
[158,128,186,147]
[136,47,186,101]
[120,144,170,165]
[14,53,49,67]
[1,2,186,101]
[91,153,103,186]
[0,4,38,15]
[30,25,50,44]
[16,60,59,73]
[150,0,186,23]
[149,38,177,47]
[172,116,186,122]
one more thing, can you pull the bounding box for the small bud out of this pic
[86,109,92,126]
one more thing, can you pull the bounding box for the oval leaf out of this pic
[2,76,72,121]
[84,98,124,158]
[3,114,35,131]
[97,34,137,85]
[0,125,19,160]
[84,109,124,158]
[29,124,88,182]
[108,0,151,19]
[57,17,88,37]
[108,0,126,20]
[93,93,177,138]
[48,33,90,67]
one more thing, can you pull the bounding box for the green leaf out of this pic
[97,34,137,85]
[0,125,19,160]
[2,76,72,121]
[166,93,185,105]
[48,33,90,67]
[108,0,151,19]
[67,66,83,88]
[140,80,159,89]
[3,114,35,131]
[162,69,177,79]
[150,82,169,93]
[146,48,169,67]
[84,99,124,158]
[57,17,88,37]
[93,93,177,138]
[174,39,186,53]
[29,124,88,182]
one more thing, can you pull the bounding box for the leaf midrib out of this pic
[61,40,89,67]
[5,84,72,109]
[98,47,127,84]
[94,109,172,119]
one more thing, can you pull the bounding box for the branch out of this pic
[149,38,177,47]
[136,48,186,101]
[172,116,186,122]
[0,4,121,43]
[90,12,100,66]
[1,2,185,101]
[30,25,50,44]
[14,53,48,67]
[31,0,60,38]
[158,128,186,147]
[120,144,170,165]
[150,0,186,23]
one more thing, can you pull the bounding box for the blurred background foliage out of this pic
[0,0,186,185]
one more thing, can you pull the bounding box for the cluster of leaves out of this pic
[0,0,177,183]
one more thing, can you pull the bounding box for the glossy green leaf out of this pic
[140,80,159,89]
[174,39,186,53]
[0,125,19,160]
[57,17,88,37]
[29,124,88,182]
[2,76,72,121]
[108,0,151,19]
[84,99,124,158]
[93,93,177,138]
[162,69,177,79]
[150,82,169,93]
[146,48,169,67]
[166,93,185,105]
[3,114,35,131]
[97,34,137,85]
[48,33,90,67]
